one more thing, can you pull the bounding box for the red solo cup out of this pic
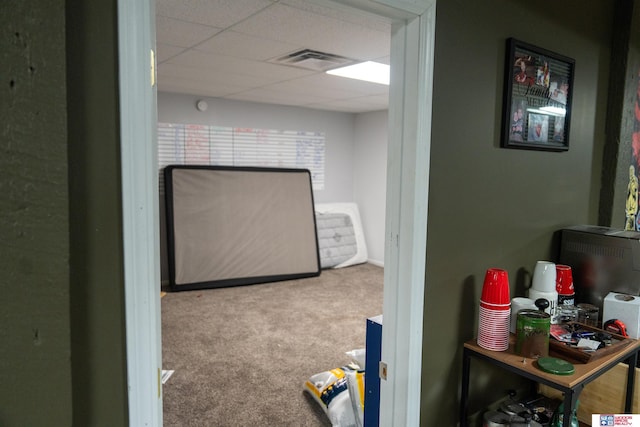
[479,315,510,327]
[480,300,511,310]
[478,333,504,342]
[477,336,509,351]
[479,329,509,338]
[478,333,508,343]
[479,312,510,322]
[555,264,574,296]
[480,268,510,306]
[479,317,510,326]
[478,338,507,347]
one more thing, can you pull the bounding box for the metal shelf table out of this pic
[460,335,640,426]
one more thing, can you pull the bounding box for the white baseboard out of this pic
[368,259,384,268]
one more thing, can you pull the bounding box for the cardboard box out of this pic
[539,363,640,425]
[603,292,640,339]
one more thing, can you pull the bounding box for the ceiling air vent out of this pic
[269,49,356,71]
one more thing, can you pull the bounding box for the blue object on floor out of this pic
[364,315,382,427]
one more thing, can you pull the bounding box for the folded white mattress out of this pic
[315,203,368,269]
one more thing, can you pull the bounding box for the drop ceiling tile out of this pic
[305,26,389,60]
[309,95,388,113]
[264,76,365,99]
[291,73,390,95]
[195,30,301,61]
[155,0,391,113]
[156,16,222,48]
[168,50,313,81]
[306,103,363,113]
[158,63,278,88]
[231,3,389,61]
[156,43,186,63]
[225,87,334,106]
[231,3,331,48]
[158,77,247,98]
[156,0,275,28]
[281,0,391,33]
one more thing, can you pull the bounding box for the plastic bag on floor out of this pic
[345,348,366,369]
[304,366,364,427]
[345,369,364,427]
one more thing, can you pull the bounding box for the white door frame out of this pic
[117,0,435,425]
[380,6,435,426]
[118,0,162,425]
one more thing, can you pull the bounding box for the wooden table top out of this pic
[464,335,640,389]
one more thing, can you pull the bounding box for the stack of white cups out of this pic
[527,261,558,323]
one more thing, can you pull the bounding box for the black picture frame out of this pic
[501,38,575,151]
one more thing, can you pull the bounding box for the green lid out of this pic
[537,357,575,375]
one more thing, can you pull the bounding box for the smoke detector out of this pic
[269,49,356,71]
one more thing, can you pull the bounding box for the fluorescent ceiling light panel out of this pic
[326,61,389,85]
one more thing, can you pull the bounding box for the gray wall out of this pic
[354,110,388,266]
[157,92,356,203]
[157,93,389,282]
[422,0,614,424]
[66,1,130,426]
[1,2,72,425]
[3,3,129,425]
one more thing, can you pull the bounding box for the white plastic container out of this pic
[603,292,640,339]
[510,297,537,333]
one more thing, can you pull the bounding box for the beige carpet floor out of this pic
[161,263,383,426]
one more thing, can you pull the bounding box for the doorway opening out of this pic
[118,0,435,425]
[156,2,389,424]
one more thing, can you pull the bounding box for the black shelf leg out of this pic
[625,352,638,412]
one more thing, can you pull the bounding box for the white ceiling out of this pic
[155,0,391,113]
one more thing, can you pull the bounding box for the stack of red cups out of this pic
[477,268,511,351]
